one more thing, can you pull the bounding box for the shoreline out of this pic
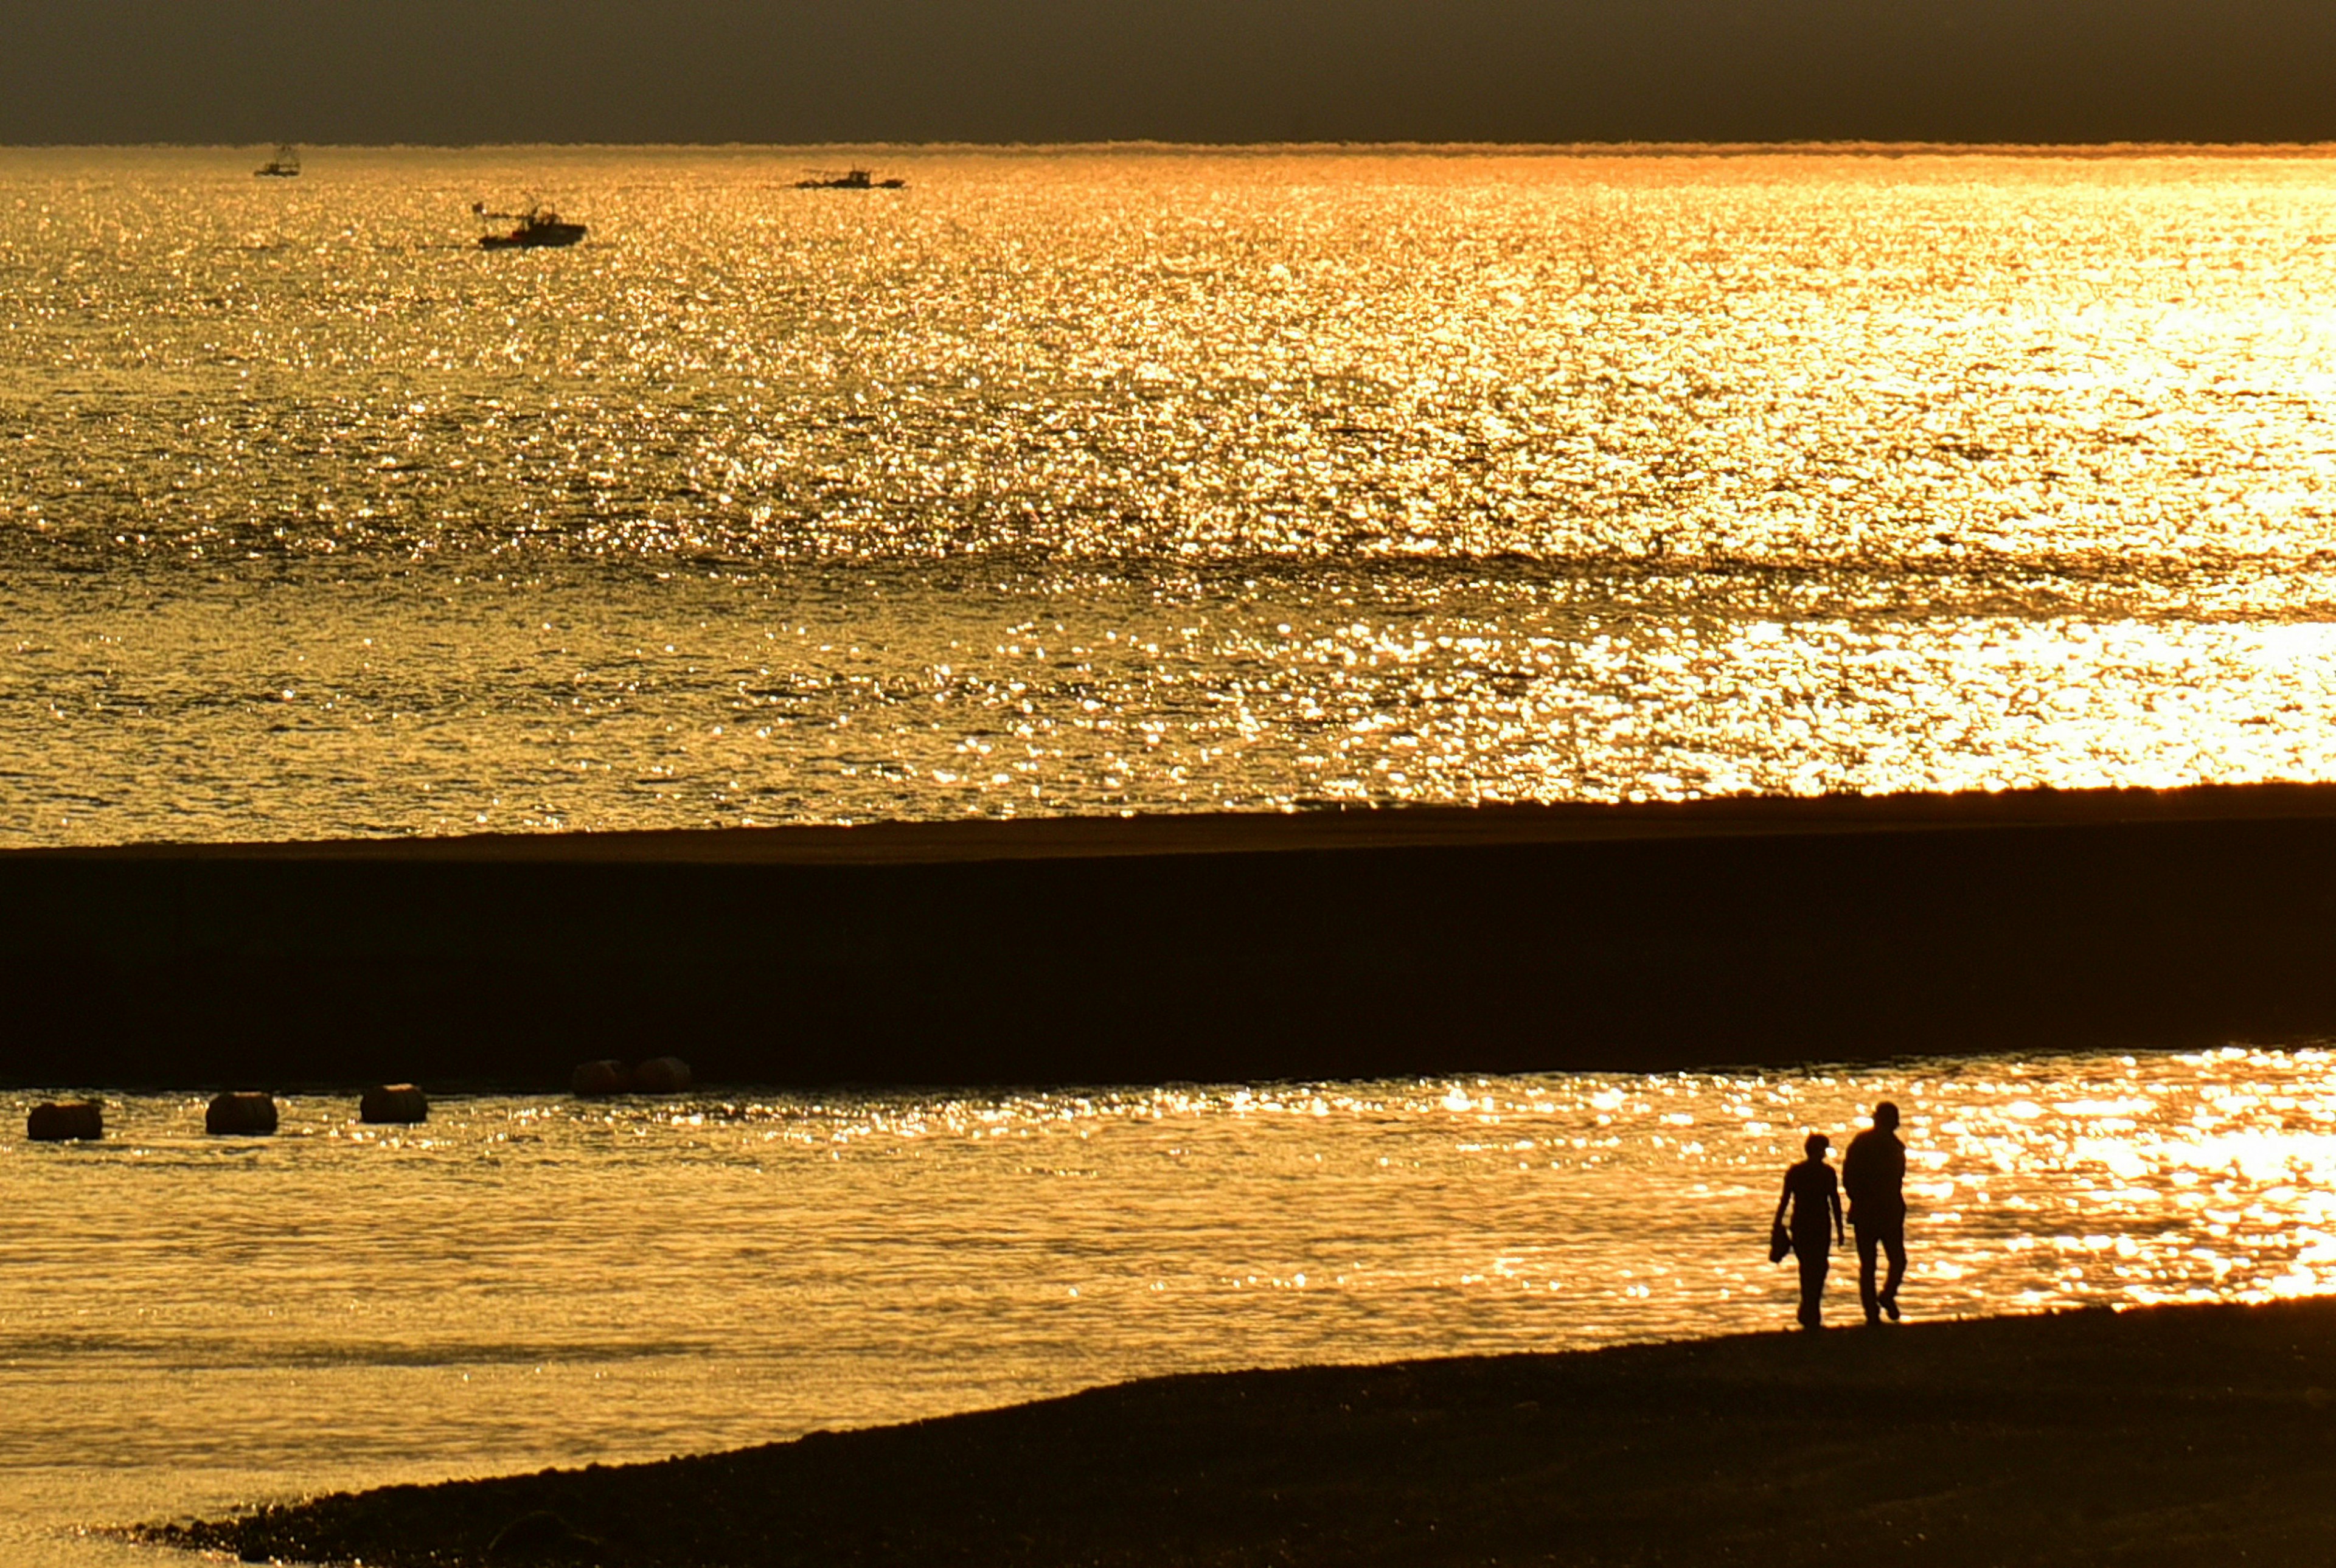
[10,783,2336,1089]
[152,1297,2336,1567]
[26,779,2336,864]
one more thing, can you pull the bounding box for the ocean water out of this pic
[7,1050,2336,1564]
[8,147,2336,1563]
[5,147,2336,845]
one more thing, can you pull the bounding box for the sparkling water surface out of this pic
[9,147,2336,1564]
[7,147,2336,842]
[7,1050,2336,1564]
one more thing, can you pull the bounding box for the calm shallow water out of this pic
[7,1049,2336,1563]
[6,147,2336,843]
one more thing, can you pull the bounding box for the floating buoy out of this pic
[359,1083,429,1124]
[630,1056,693,1095]
[206,1091,279,1136]
[570,1059,628,1097]
[27,1101,103,1141]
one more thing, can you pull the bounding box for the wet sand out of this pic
[154,1297,2336,1567]
[10,783,2336,1087]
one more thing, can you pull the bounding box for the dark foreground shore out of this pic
[13,783,2336,1088]
[153,1299,2336,1567]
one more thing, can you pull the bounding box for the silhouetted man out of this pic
[1841,1101,1908,1324]
[1773,1132,1844,1330]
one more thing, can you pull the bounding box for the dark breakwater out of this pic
[6,785,2336,1090]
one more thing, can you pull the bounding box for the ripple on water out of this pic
[5,148,2336,842]
[4,1049,2335,1528]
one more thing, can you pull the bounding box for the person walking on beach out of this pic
[1773,1133,1844,1330]
[1843,1101,1909,1324]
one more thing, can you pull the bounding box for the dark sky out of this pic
[4,1,2332,145]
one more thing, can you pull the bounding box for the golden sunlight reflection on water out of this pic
[4,1048,2336,1562]
[7,148,2336,842]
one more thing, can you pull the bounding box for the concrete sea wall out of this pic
[5,785,2336,1089]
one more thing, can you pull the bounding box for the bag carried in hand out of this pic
[1768,1221,1792,1264]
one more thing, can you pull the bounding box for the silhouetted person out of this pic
[1843,1101,1908,1324]
[1773,1132,1843,1330]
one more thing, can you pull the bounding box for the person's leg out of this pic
[1880,1222,1908,1318]
[1796,1247,1826,1328]
[1854,1223,1881,1322]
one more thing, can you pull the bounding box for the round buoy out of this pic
[206,1091,279,1136]
[570,1059,628,1097]
[630,1056,693,1095]
[359,1084,429,1124]
[27,1101,103,1142]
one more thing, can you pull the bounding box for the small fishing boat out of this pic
[254,144,301,178]
[472,202,588,250]
[795,168,906,190]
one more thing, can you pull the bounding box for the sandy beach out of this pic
[8,783,2336,1089]
[153,1296,2336,1566]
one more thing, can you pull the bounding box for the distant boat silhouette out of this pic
[472,201,588,250]
[254,144,301,178]
[796,168,906,190]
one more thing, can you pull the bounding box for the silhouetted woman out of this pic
[1773,1132,1845,1330]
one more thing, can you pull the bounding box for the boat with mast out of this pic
[254,144,301,178]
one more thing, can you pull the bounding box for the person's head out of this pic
[1872,1101,1900,1133]
[1804,1132,1829,1161]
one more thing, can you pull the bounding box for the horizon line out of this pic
[7,138,2336,159]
